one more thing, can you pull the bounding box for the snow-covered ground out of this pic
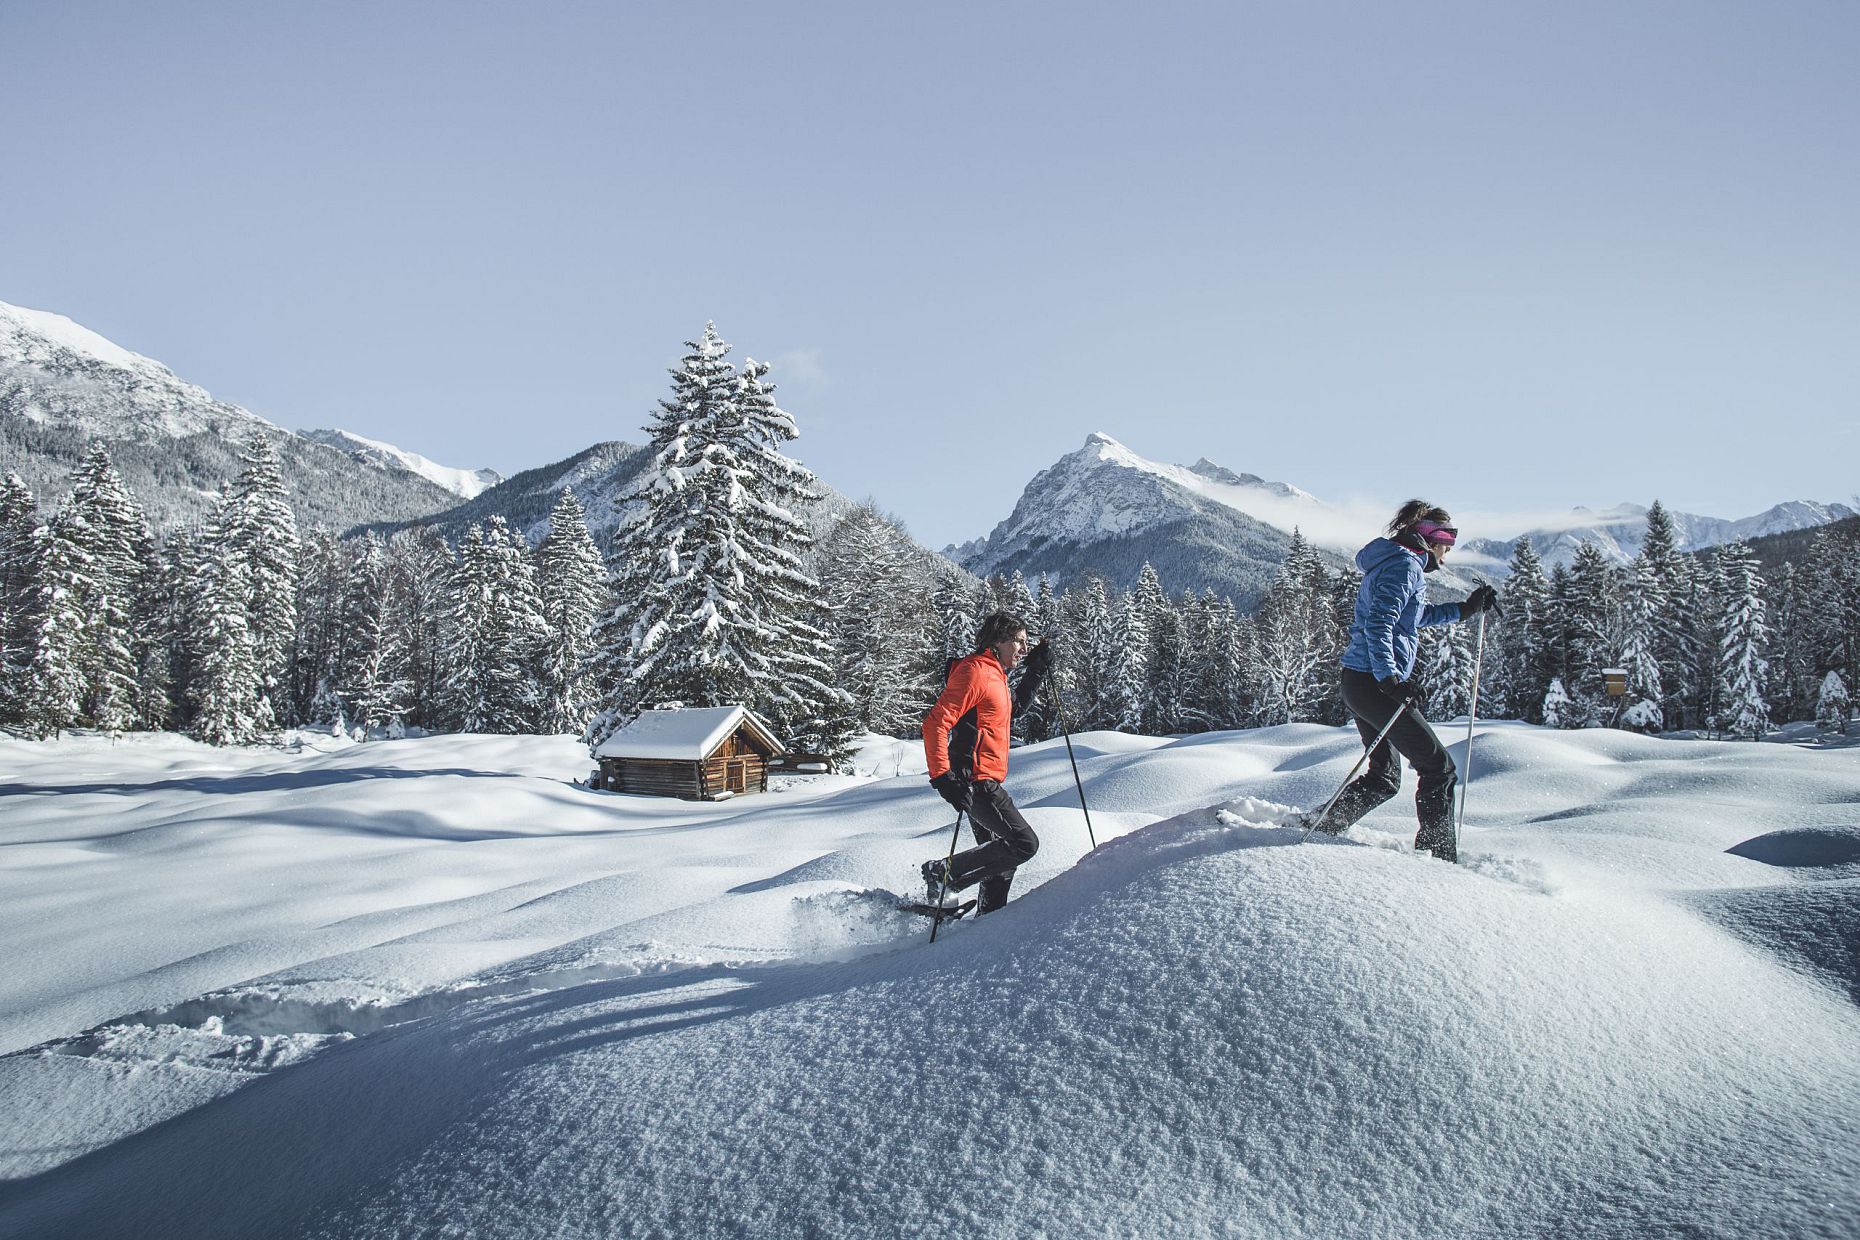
[1,722,1856,1238]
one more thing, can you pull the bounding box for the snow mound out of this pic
[10,798,1857,1237]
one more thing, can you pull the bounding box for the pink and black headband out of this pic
[1413,519,1458,548]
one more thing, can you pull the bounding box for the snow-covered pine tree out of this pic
[1817,669,1851,735]
[1541,676,1574,729]
[1638,500,1694,727]
[1563,543,1618,720]
[1251,532,1334,726]
[1130,563,1183,734]
[189,500,264,746]
[151,526,205,729]
[222,437,301,730]
[1764,562,1813,724]
[588,329,854,763]
[1688,554,1730,731]
[67,444,153,732]
[0,474,44,724]
[342,532,409,733]
[127,531,174,731]
[1493,539,1552,722]
[536,489,608,735]
[1714,540,1771,740]
[586,325,741,744]
[1109,585,1150,733]
[387,528,455,731]
[814,504,934,737]
[1016,575,1062,741]
[931,568,983,671]
[1064,575,1118,731]
[1417,621,1475,720]
[1615,561,1664,732]
[725,355,855,764]
[445,519,548,734]
[292,529,353,727]
[21,505,94,738]
[1177,590,1225,732]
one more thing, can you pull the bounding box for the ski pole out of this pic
[930,810,966,945]
[1049,677,1098,850]
[1300,700,1413,843]
[1455,610,1489,850]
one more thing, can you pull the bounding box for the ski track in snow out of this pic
[1,723,1857,1237]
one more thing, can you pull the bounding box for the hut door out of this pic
[727,759,747,793]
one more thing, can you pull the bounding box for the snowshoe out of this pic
[898,897,976,923]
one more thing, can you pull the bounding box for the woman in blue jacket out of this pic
[1314,500,1497,861]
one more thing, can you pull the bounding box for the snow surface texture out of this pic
[1,724,1856,1238]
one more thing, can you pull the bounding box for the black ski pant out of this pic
[1331,668,1458,859]
[946,780,1039,913]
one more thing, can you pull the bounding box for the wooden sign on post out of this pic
[1603,669,1628,697]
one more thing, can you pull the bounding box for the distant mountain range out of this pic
[5,299,1850,608]
[0,299,471,532]
[951,432,1854,603]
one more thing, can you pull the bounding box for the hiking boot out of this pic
[1294,810,1345,836]
[921,857,952,902]
[1414,831,1457,863]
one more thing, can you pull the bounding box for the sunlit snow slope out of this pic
[0,724,1856,1239]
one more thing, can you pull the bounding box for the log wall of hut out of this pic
[599,758,705,799]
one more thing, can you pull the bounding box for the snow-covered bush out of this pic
[1818,670,1852,735]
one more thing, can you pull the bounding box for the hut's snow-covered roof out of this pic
[594,706,783,761]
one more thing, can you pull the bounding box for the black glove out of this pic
[1023,640,1056,676]
[930,772,973,814]
[1379,677,1424,705]
[1462,584,1501,617]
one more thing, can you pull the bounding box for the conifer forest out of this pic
[3,329,1857,760]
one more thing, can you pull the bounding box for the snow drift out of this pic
[1,725,1856,1238]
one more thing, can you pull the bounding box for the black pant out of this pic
[946,781,1039,913]
[1332,668,1458,858]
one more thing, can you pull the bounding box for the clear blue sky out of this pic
[4,2,1855,548]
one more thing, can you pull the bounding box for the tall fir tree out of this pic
[587,329,853,764]
[1637,500,1694,726]
[388,528,456,730]
[535,489,608,735]
[189,500,264,746]
[727,354,855,763]
[1109,585,1150,733]
[1615,561,1665,732]
[1494,539,1552,722]
[1714,540,1771,740]
[0,474,44,724]
[222,437,301,730]
[341,532,410,732]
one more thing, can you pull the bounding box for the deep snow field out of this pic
[1,720,1857,1238]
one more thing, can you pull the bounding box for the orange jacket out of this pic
[923,651,1013,782]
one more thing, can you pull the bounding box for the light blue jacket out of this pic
[1340,537,1462,682]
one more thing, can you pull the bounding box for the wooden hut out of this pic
[592,706,785,800]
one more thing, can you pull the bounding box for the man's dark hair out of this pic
[974,611,1028,652]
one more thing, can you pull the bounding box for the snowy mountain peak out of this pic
[0,299,178,379]
[298,428,502,500]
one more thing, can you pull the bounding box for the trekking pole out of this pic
[1300,700,1414,843]
[1455,611,1489,850]
[1049,678,1098,850]
[929,810,965,945]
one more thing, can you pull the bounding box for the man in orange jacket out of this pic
[920,611,1054,915]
